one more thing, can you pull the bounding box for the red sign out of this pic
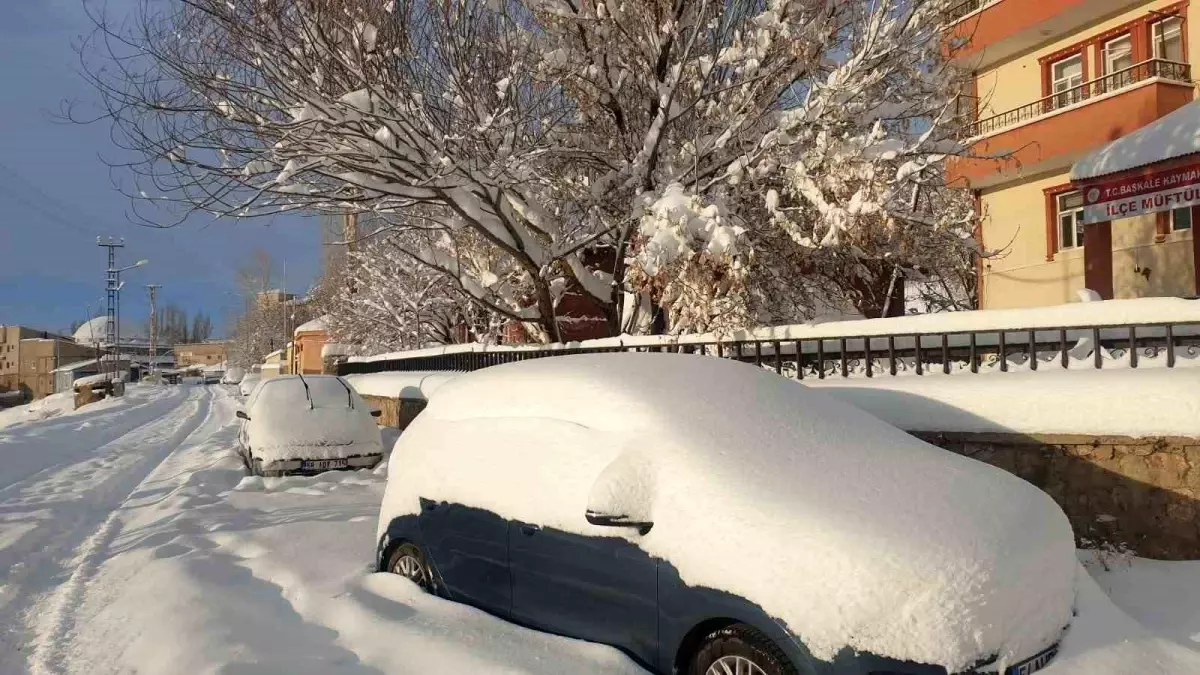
[1081,162,1200,223]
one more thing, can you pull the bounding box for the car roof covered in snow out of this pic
[389,353,1076,672]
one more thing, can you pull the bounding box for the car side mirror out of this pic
[370,409,382,418]
[235,410,250,421]
[585,510,653,535]
[586,451,656,536]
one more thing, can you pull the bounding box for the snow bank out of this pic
[246,376,382,462]
[811,368,1200,437]
[382,354,1077,672]
[0,391,78,429]
[342,371,458,399]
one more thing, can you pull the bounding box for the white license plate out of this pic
[302,459,348,471]
[1007,645,1058,675]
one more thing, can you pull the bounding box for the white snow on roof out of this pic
[293,315,329,335]
[321,342,350,358]
[381,354,1076,671]
[51,358,100,373]
[811,368,1200,437]
[1072,99,1200,181]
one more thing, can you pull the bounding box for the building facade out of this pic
[0,326,98,400]
[174,342,228,368]
[949,0,1198,308]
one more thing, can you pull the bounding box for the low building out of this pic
[174,342,228,368]
[1,325,97,401]
[260,348,285,378]
[291,316,330,375]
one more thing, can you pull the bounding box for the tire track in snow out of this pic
[0,387,215,675]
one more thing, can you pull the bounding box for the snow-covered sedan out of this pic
[376,354,1075,675]
[236,375,383,476]
[238,373,262,397]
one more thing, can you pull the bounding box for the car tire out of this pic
[688,624,796,675]
[385,542,436,593]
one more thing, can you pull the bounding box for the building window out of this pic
[1171,206,1193,231]
[1153,17,1184,62]
[1051,54,1084,108]
[1099,35,1128,89]
[1057,191,1085,250]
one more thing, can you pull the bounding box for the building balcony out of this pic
[946,0,1142,70]
[950,59,1195,188]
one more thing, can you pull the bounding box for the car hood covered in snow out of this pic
[381,354,1077,673]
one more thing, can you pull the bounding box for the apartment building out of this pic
[0,325,97,400]
[949,0,1198,308]
[174,342,228,368]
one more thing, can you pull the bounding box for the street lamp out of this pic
[112,259,149,380]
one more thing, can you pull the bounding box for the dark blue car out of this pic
[374,354,1074,675]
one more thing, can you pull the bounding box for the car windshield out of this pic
[256,377,354,410]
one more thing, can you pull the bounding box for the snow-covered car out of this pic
[238,374,262,397]
[221,366,245,385]
[376,354,1076,675]
[236,375,383,476]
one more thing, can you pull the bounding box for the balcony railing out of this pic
[946,0,1001,24]
[969,59,1191,137]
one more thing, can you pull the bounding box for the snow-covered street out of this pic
[1,383,1200,675]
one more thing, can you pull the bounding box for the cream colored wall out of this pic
[975,0,1187,121]
[1113,226,1196,298]
[980,170,1088,308]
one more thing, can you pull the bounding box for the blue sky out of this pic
[0,0,322,337]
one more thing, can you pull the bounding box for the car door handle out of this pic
[520,523,540,536]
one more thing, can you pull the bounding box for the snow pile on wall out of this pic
[348,297,1200,363]
[342,372,458,400]
[382,354,1077,672]
[293,315,329,335]
[810,369,1200,437]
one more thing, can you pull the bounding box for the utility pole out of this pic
[97,237,125,378]
[146,285,161,376]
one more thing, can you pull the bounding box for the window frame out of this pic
[1051,54,1085,93]
[1056,190,1086,251]
[1170,206,1193,232]
[1152,16,1185,62]
[1102,34,1134,75]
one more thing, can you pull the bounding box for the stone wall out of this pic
[361,394,428,432]
[913,432,1200,560]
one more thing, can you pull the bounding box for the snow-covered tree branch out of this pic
[79,0,980,339]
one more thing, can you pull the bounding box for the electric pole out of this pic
[146,285,161,376]
[97,237,125,378]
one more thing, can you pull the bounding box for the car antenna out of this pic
[296,372,314,410]
[334,376,354,409]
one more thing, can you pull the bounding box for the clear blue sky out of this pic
[0,0,322,338]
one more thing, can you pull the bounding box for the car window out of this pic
[253,377,357,411]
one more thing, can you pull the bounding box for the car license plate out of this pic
[1007,644,1058,675]
[302,459,348,471]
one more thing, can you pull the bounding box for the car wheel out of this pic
[689,624,796,675]
[385,542,436,593]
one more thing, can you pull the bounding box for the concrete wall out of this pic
[915,431,1200,559]
[175,343,228,367]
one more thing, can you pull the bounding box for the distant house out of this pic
[1,325,97,401]
[174,342,228,368]
[292,316,330,375]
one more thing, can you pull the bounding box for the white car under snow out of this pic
[237,375,383,476]
[375,353,1077,675]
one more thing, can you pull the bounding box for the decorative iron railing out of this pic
[970,59,1191,137]
[337,321,1200,380]
[946,0,1000,24]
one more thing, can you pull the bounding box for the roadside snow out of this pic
[1,385,1199,674]
[812,368,1200,437]
[0,392,82,430]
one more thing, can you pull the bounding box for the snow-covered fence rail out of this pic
[337,298,1200,380]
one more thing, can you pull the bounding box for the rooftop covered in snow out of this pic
[1071,99,1200,181]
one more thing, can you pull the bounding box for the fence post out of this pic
[817,340,825,380]
[840,338,848,378]
[773,341,782,375]
[1166,324,1176,368]
[1129,326,1138,369]
[794,340,803,380]
[1028,330,1037,371]
[999,331,1007,372]
[888,335,896,376]
[1093,327,1102,369]
[969,332,977,373]
[941,334,950,374]
[864,337,872,378]
[914,334,922,376]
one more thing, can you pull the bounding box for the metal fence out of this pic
[970,59,1192,137]
[338,320,1200,380]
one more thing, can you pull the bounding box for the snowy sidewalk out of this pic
[1,385,1199,674]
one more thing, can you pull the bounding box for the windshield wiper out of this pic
[296,372,314,410]
[335,377,354,409]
